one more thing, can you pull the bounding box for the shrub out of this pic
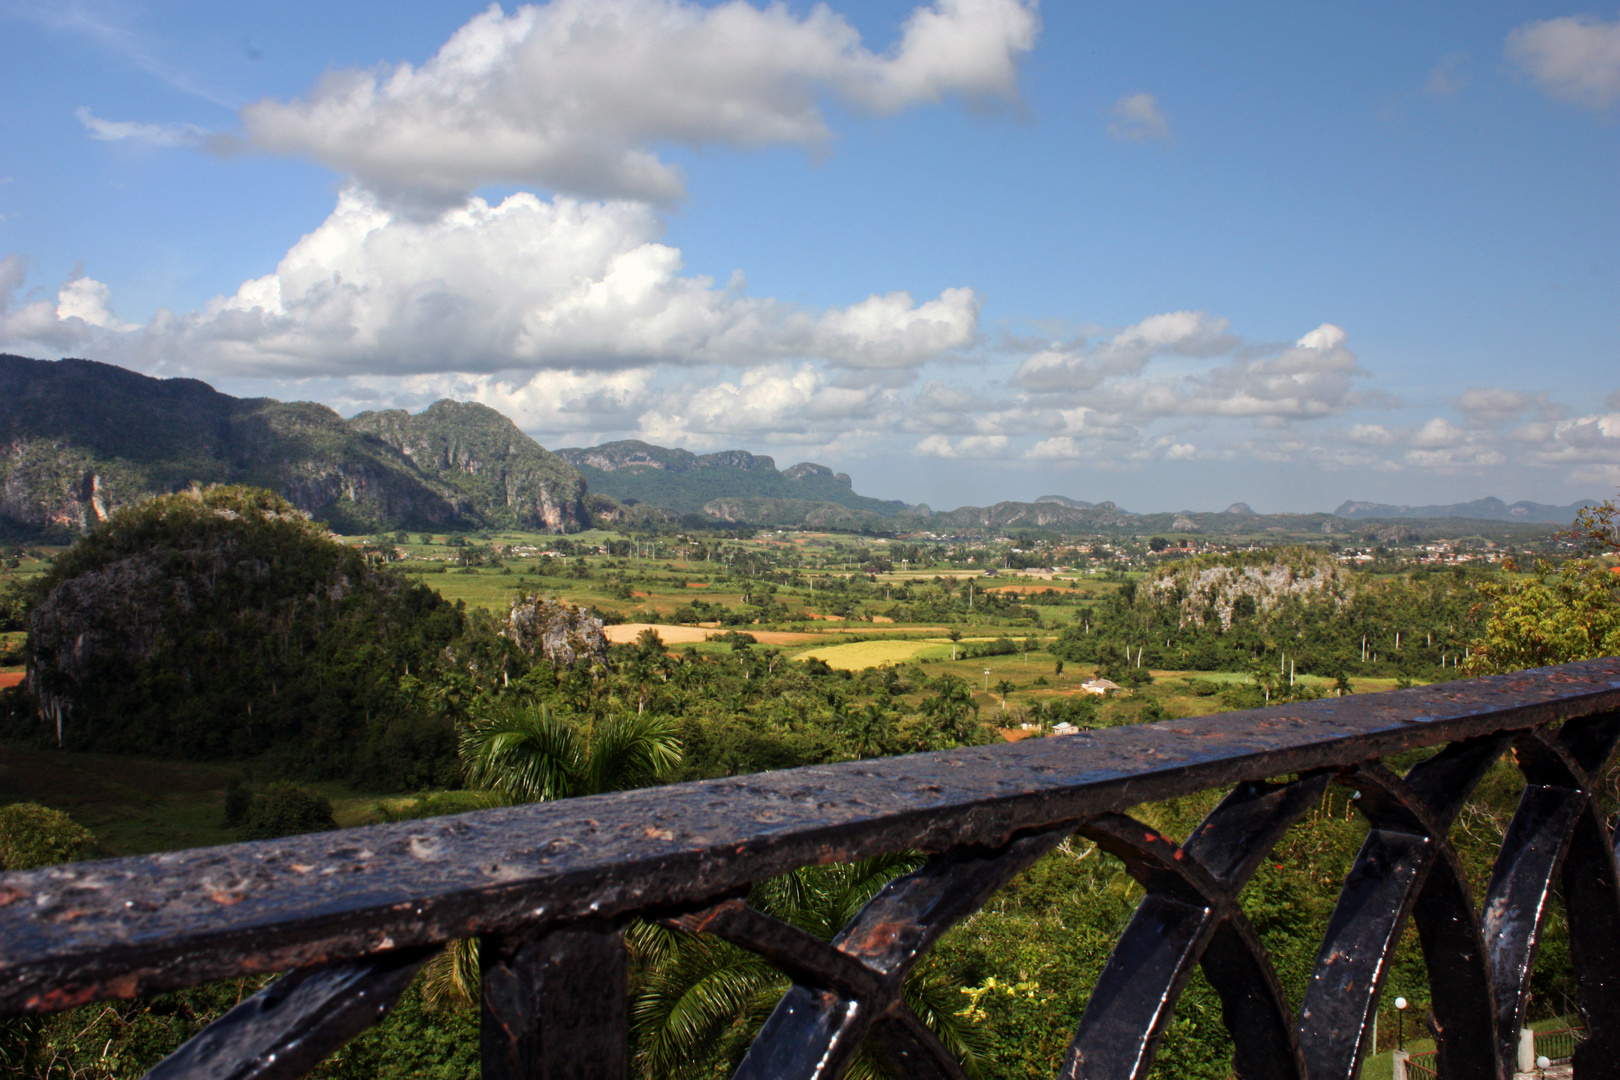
[222,779,252,826]
[0,802,96,870]
[239,782,338,840]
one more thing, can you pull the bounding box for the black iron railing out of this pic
[1534,1025,1586,1066]
[3,659,1620,1080]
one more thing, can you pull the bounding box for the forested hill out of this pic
[555,439,915,519]
[0,354,588,538]
[348,401,587,532]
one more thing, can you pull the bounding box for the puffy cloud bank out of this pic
[1012,314,1367,423]
[2,189,978,377]
[239,0,1040,207]
[8,241,1618,487]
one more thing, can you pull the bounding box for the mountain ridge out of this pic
[0,355,1599,538]
[0,354,587,537]
[555,438,911,519]
[1332,496,1596,524]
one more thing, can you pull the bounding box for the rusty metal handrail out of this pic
[3,659,1620,1079]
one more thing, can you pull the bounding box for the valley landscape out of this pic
[1,355,1615,1078]
[1,1,1615,1075]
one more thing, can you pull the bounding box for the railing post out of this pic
[1391,1048,1409,1080]
[1518,1027,1535,1073]
[480,923,627,1080]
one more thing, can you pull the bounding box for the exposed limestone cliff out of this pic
[0,355,592,536]
[349,400,587,532]
[1141,548,1351,630]
[503,594,607,668]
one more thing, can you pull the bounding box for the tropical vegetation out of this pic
[0,488,1616,1077]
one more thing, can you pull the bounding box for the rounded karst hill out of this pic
[24,485,475,786]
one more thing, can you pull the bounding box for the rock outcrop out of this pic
[504,595,608,669]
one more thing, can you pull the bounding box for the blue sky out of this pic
[1,0,1617,513]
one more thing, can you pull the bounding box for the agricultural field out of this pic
[790,638,953,668]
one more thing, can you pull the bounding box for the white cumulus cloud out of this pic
[914,433,1008,458]
[638,363,887,445]
[1017,317,1368,422]
[1,258,136,348]
[1507,14,1620,108]
[238,0,1040,207]
[1106,91,1168,141]
[55,276,138,332]
[1013,310,1235,392]
[1,188,976,377]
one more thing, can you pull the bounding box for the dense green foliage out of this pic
[1466,501,1620,674]
[238,783,339,841]
[1053,549,1488,685]
[17,487,517,788]
[460,704,680,803]
[0,802,97,870]
[1466,561,1620,674]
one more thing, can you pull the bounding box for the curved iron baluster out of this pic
[1313,739,1504,1080]
[1299,732,1513,1080]
[1399,736,1511,1080]
[1060,773,1330,1080]
[865,1004,973,1080]
[1550,710,1620,1079]
[1486,715,1620,1077]
[674,823,1078,1080]
[143,946,434,1080]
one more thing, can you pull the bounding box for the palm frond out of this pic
[902,959,987,1080]
[420,937,481,1013]
[460,703,583,802]
[633,936,784,1080]
[585,711,682,794]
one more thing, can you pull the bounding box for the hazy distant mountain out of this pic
[555,439,914,519]
[1035,495,1095,509]
[1333,497,1596,524]
[0,354,587,537]
[932,500,1136,531]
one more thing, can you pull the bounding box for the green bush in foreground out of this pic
[0,802,96,870]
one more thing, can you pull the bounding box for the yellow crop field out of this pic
[792,639,947,669]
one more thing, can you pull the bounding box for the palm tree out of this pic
[459,703,681,802]
[422,703,681,1010]
[631,854,984,1080]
